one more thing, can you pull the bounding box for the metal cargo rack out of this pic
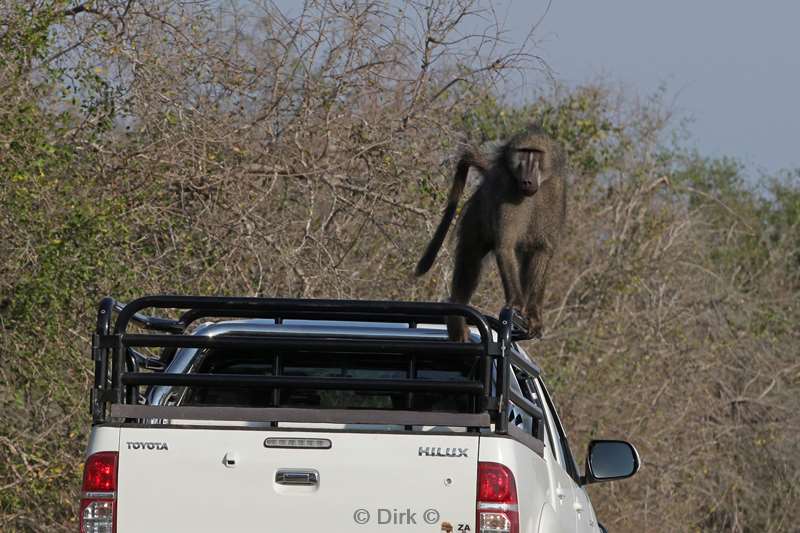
[90,295,544,441]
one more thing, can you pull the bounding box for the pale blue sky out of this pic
[504,0,800,175]
[269,0,799,174]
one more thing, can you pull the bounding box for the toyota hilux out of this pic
[80,295,639,532]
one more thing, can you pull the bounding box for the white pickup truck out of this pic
[81,296,639,533]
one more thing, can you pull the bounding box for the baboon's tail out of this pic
[415,151,483,276]
[415,200,459,276]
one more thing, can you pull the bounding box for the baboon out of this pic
[415,124,567,341]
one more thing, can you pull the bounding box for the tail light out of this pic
[79,451,118,533]
[477,462,518,533]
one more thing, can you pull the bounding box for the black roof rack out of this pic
[90,295,542,439]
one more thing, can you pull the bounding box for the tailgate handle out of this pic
[275,469,319,486]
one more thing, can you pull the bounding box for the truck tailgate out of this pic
[117,426,478,532]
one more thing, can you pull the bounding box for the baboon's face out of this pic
[511,148,545,196]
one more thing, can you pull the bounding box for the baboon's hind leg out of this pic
[447,214,490,342]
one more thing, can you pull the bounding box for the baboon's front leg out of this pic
[495,247,527,314]
[523,248,553,339]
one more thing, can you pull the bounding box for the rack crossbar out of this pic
[114,296,493,345]
[508,351,541,378]
[508,390,545,441]
[121,373,485,394]
[121,333,485,356]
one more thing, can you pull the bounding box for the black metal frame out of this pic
[90,295,544,441]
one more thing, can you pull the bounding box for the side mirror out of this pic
[582,440,640,485]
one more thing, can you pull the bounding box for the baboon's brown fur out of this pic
[416,124,567,340]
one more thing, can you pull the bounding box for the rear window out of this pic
[180,346,478,413]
